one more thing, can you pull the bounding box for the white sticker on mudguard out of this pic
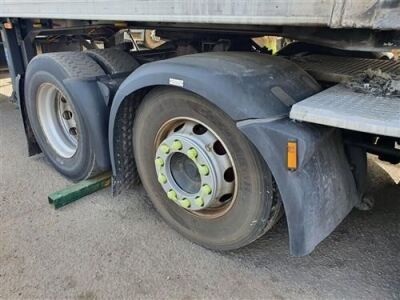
[169,78,184,87]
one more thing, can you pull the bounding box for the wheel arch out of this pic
[108,52,352,256]
[109,52,321,191]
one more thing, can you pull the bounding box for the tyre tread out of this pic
[37,51,105,78]
[85,48,139,74]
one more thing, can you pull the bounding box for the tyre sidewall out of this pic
[134,87,273,250]
[25,61,94,181]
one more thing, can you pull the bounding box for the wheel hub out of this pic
[169,152,202,194]
[154,120,235,211]
[36,83,79,158]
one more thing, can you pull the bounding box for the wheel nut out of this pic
[155,157,164,168]
[167,189,177,201]
[171,140,183,151]
[158,174,167,184]
[201,184,212,195]
[187,148,198,160]
[198,164,209,176]
[195,196,204,207]
[160,144,170,154]
[179,198,191,208]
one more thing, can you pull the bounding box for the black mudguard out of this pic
[108,52,358,255]
[238,118,359,256]
[109,52,320,183]
[62,78,111,171]
[17,74,112,169]
[59,75,126,172]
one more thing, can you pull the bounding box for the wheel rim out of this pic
[36,83,79,158]
[154,118,237,218]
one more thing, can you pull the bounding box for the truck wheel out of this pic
[85,48,139,75]
[24,52,106,181]
[133,87,282,250]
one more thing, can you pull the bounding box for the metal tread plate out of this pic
[292,55,400,83]
[290,84,400,138]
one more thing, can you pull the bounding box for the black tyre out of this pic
[85,48,139,74]
[24,52,106,181]
[133,87,282,250]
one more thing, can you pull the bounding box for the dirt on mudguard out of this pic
[344,69,400,97]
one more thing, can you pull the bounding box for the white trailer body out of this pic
[1,0,400,29]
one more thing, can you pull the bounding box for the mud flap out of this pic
[238,118,359,256]
[16,75,42,156]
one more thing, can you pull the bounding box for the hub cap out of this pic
[155,119,236,214]
[36,83,79,158]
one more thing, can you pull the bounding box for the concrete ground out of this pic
[0,76,399,299]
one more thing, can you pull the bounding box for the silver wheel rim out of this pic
[36,83,79,158]
[154,118,237,218]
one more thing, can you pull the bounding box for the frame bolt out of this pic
[171,140,183,151]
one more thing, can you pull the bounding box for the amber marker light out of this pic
[287,139,298,171]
